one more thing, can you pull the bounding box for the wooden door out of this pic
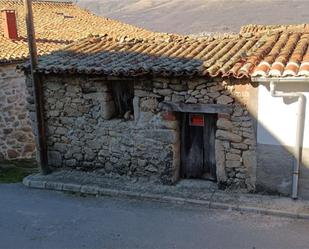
[181,113,217,181]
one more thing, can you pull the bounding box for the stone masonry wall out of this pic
[135,77,257,190]
[0,64,35,160]
[26,75,180,184]
[26,74,257,189]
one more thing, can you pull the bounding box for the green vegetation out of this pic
[0,160,38,183]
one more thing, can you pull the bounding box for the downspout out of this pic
[269,81,306,199]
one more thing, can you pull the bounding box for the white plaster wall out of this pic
[257,83,309,148]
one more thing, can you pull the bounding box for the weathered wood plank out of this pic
[25,0,50,174]
[159,101,233,114]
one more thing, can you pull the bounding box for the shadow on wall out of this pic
[254,83,309,199]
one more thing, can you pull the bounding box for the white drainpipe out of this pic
[253,77,307,199]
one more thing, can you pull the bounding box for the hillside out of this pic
[77,0,309,35]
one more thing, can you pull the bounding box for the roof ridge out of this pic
[0,0,73,5]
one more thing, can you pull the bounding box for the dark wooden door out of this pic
[181,113,217,181]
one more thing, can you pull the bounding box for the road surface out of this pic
[0,183,308,249]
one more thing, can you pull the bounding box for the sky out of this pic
[77,0,309,34]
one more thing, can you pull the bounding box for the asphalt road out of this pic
[0,184,309,249]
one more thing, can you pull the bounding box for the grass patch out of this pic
[0,159,38,183]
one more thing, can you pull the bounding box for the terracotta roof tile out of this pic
[20,22,309,79]
[0,0,179,63]
[26,35,258,78]
[252,32,309,77]
[240,24,309,34]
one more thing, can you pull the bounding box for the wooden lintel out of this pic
[159,101,233,114]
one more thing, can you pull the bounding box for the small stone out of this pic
[236,172,246,179]
[23,144,35,153]
[3,128,13,135]
[233,107,243,117]
[216,95,233,105]
[243,139,255,145]
[145,165,158,173]
[230,148,241,155]
[217,118,233,131]
[198,99,209,104]
[48,151,62,166]
[215,140,227,183]
[66,159,77,167]
[7,95,18,103]
[188,81,202,90]
[135,90,160,98]
[231,142,248,150]
[226,160,242,168]
[208,85,224,92]
[169,84,186,91]
[226,153,241,161]
[185,97,198,104]
[241,121,252,128]
[7,149,19,159]
[196,84,207,90]
[216,130,242,143]
[124,110,132,120]
[242,131,254,139]
[153,82,163,88]
[155,89,173,96]
[191,90,200,96]
[56,127,67,135]
[138,159,147,167]
[49,110,59,117]
[207,92,220,98]
[171,94,185,102]
[200,89,208,95]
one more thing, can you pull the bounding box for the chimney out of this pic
[1,9,18,40]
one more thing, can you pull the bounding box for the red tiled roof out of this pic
[22,25,309,79]
[26,34,257,78]
[240,24,309,35]
[252,31,309,77]
[0,0,178,63]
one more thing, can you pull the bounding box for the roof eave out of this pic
[251,76,309,83]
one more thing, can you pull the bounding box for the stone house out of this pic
[23,25,309,199]
[0,0,175,161]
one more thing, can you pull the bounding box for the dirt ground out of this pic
[77,0,309,34]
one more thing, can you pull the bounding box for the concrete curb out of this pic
[22,176,309,220]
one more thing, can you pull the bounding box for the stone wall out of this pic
[26,74,257,189]
[0,64,35,160]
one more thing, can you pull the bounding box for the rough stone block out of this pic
[81,185,99,195]
[217,118,233,131]
[216,95,233,105]
[216,130,242,143]
[48,151,62,167]
[226,160,242,168]
[45,181,64,191]
[226,153,241,161]
[63,183,81,192]
[215,140,227,183]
